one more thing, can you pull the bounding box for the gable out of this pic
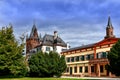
[95,38,120,46]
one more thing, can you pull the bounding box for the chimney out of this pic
[67,42,70,49]
[54,31,58,39]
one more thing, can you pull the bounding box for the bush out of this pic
[29,51,67,77]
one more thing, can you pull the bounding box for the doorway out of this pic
[70,67,72,75]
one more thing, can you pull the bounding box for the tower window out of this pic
[111,32,112,35]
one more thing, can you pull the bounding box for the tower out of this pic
[26,23,40,54]
[104,16,115,39]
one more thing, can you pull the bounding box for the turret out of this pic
[104,16,115,39]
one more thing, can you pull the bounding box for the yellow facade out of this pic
[61,39,118,77]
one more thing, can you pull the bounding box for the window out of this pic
[79,56,81,61]
[79,66,82,73]
[86,54,90,60]
[37,47,41,52]
[75,56,79,61]
[88,55,90,60]
[102,52,107,58]
[106,51,108,55]
[91,66,94,73]
[100,65,104,73]
[97,52,107,58]
[67,57,70,62]
[46,47,50,51]
[81,55,84,61]
[74,66,77,73]
[90,54,94,59]
[97,52,102,58]
[99,52,102,58]
[97,53,99,58]
[85,66,88,73]
[71,57,74,62]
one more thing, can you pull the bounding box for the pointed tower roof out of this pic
[107,16,113,28]
[29,23,37,38]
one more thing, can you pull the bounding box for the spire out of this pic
[30,24,36,37]
[104,16,115,39]
[107,16,113,28]
[29,22,38,38]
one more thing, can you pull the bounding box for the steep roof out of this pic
[107,16,113,28]
[42,34,67,47]
[29,24,38,38]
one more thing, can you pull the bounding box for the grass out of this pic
[0,77,89,80]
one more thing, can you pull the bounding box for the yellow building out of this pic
[61,16,119,77]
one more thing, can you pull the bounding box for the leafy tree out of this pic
[107,40,120,76]
[0,26,27,77]
[29,51,67,77]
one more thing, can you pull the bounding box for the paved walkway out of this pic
[61,76,120,80]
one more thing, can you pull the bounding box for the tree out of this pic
[56,55,67,77]
[29,51,47,77]
[107,40,120,76]
[29,51,67,77]
[0,26,27,77]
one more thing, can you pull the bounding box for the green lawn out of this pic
[0,78,88,80]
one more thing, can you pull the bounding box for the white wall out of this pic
[56,46,67,54]
[42,45,67,54]
[42,46,53,53]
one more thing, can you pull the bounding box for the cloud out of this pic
[0,0,120,48]
[35,21,106,47]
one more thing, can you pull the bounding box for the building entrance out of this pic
[70,67,72,75]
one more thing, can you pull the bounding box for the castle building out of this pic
[61,16,119,77]
[26,24,68,57]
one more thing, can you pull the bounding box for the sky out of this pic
[0,0,120,48]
